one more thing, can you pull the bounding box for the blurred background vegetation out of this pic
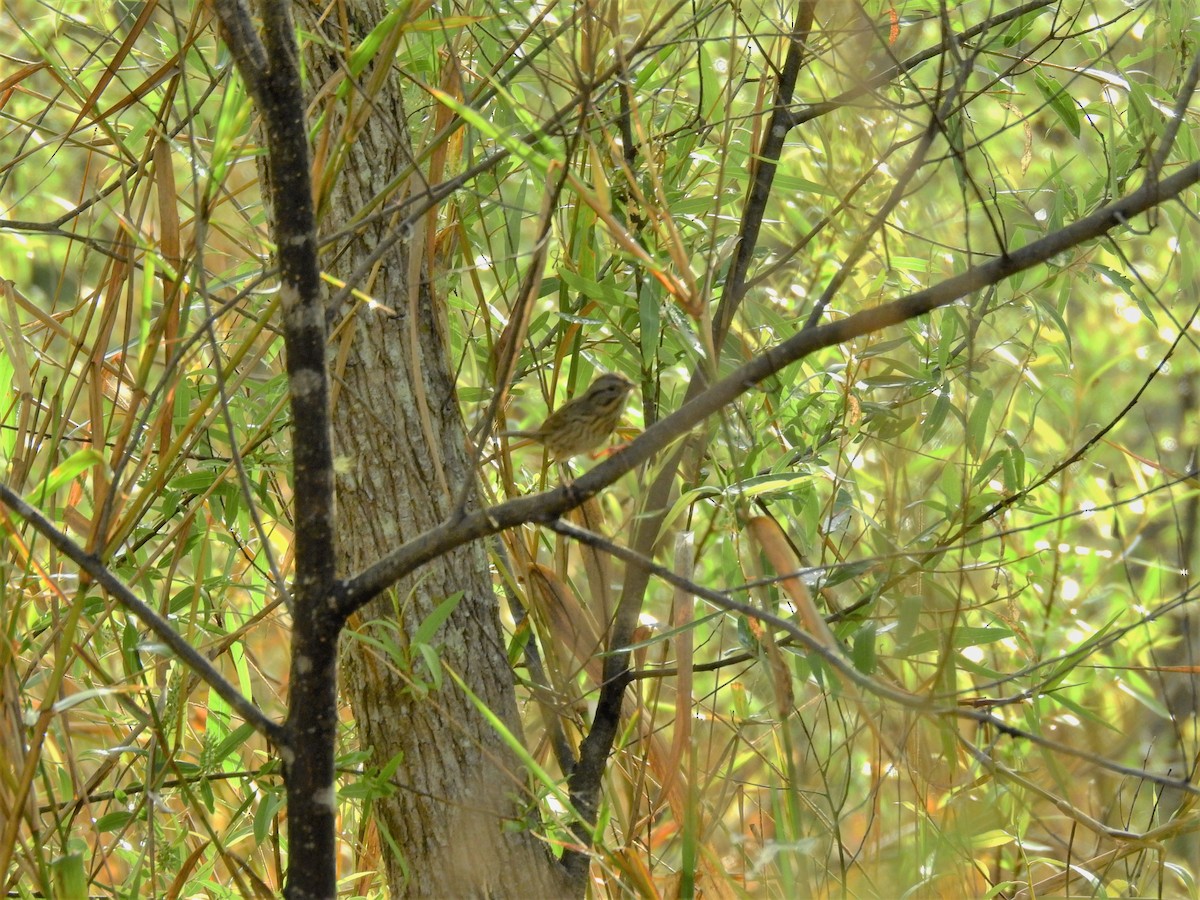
[3,0,1200,896]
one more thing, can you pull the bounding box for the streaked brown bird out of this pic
[502,373,635,462]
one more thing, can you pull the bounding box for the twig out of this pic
[0,482,282,742]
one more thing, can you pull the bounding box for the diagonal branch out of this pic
[0,482,282,743]
[716,0,818,340]
[339,159,1200,617]
[547,519,1197,794]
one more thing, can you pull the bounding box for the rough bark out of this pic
[299,5,573,896]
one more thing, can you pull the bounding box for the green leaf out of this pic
[558,269,630,306]
[424,83,561,176]
[973,450,1006,487]
[254,789,284,846]
[346,7,408,80]
[921,388,951,443]
[639,288,660,370]
[121,618,142,675]
[1035,71,1080,138]
[445,668,579,818]
[210,722,257,765]
[851,623,877,674]
[967,389,994,459]
[52,686,124,713]
[24,448,105,505]
[413,592,464,646]
[1003,9,1045,47]
[725,472,811,499]
[899,625,1013,657]
[95,811,135,832]
[416,643,444,690]
[51,853,87,899]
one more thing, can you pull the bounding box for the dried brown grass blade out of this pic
[62,0,161,140]
[153,136,182,457]
[527,563,604,681]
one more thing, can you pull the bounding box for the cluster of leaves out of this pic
[1,1,289,894]
[451,1,1200,895]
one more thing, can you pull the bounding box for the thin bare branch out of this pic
[339,159,1200,615]
[0,482,282,742]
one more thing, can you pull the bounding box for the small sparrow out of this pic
[502,373,634,461]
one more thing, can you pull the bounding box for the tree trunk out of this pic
[299,6,574,896]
